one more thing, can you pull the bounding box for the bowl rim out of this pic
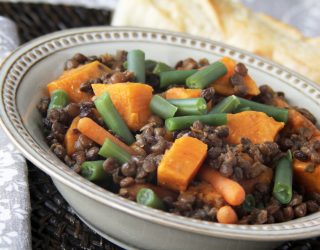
[1,26,320,241]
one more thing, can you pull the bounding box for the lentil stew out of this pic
[38,50,320,225]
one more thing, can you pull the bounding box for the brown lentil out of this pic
[64,155,75,167]
[72,151,86,165]
[37,97,50,116]
[289,193,303,207]
[85,147,99,161]
[103,158,120,174]
[274,210,285,222]
[282,207,294,221]
[294,150,309,162]
[234,63,248,76]
[244,162,265,179]
[250,209,268,224]
[64,59,79,70]
[201,88,215,102]
[214,125,229,138]
[119,177,135,188]
[229,73,244,86]
[294,203,307,218]
[309,192,320,205]
[63,103,80,118]
[79,81,94,94]
[71,164,81,174]
[147,115,163,127]
[266,198,281,215]
[175,58,199,70]
[306,200,319,213]
[50,143,67,159]
[136,167,148,179]
[150,137,167,154]
[79,101,94,118]
[121,162,137,177]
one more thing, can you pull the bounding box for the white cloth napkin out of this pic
[0,16,31,250]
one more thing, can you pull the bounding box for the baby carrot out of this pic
[217,205,238,224]
[199,167,245,206]
[64,116,80,155]
[77,117,137,155]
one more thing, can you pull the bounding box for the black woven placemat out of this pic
[29,162,121,250]
[0,2,111,44]
[0,2,319,250]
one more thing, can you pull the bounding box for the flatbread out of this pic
[112,0,320,83]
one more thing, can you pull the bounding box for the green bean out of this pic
[127,50,146,82]
[48,89,69,111]
[80,161,107,181]
[94,92,135,145]
[242,194,256,212]
[186,61,227,89]
[150,95,178,119]
[168,98,207,115]
[145,60,157,72]
[153,62,173,74]
[209,95,240,114]
[237,97,288,123]
[165,113,227,131]
[159,69,197,88]
[273,151,293,204]
[234,106,252,113]
[136,188,165,210]
[123,59,157,72]
[98,139,131,164]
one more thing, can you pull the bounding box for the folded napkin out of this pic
[0,16,31,250]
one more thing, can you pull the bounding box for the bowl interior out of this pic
[1,27,320,240]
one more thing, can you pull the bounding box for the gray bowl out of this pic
[1,27,320,250]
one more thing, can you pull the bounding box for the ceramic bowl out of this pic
[1,27,320,250]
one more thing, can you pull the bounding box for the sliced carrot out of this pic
[47,61,111,103]
[209,57,260,96]
[165,87,202,99]
[77,117,137,155]
[217,205,238,224]
[157,136,208,192]
[293,159,320,193]
[227,111,285,144]
[92,83,153,131]
[271,96,320,137]
[199,167,245,206]
[288,109,320,137]
[58,64,88,80]
[64,116,81,155]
